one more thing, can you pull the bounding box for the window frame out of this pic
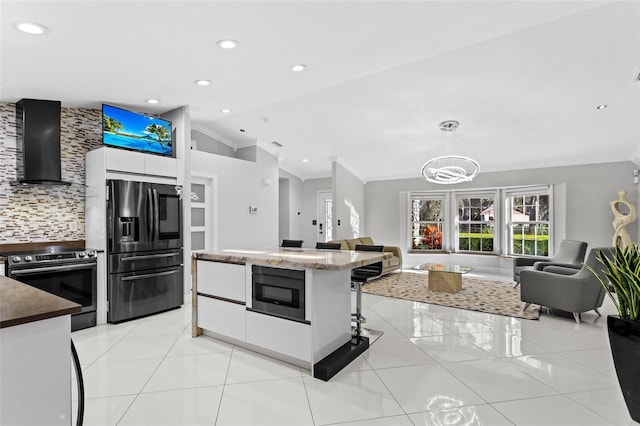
[504,185,553,257]
[408,185,553,256]
[409,192,448,252]
[454,190,499,254]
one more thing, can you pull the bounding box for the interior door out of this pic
[317,190,333,242]
[190,175,215,253]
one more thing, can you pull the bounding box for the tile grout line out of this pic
[213,344,236,425]
[114,318,189,425]
[72,321,140,425]
[300,371,318,426]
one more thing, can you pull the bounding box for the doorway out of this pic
[317,190,333,242]
[190,174,216,252]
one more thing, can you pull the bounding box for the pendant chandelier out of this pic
[421,120,480,184]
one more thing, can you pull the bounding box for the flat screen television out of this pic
[102,104,173,157]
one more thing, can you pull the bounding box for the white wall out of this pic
[161,106,191,293]
[279,170,304,244]
[366,161,638,273]
[190,147,279,249]
[333,161,366,240]
[301,177,332,248]
[279,178,290,242]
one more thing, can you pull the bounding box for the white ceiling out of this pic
[2,1,639,181]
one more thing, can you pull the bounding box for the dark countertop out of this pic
[0,276,82,329]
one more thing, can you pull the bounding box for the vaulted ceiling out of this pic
[2,1,639,181]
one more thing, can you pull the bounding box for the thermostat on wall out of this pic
[249,206,258,214]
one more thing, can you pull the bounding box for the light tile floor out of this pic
[71,270,639,425]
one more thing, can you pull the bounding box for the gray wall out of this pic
[366,161,638,269]
[236,146,257,162]
[333,161,366,239]
[191,129,236,158]
[301,177,332,248]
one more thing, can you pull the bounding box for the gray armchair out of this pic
[513,239,588,288]
[520,247,614,323]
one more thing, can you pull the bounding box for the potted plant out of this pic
[589,243,640,422]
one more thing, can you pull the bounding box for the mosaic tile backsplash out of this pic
[0,102,102,242]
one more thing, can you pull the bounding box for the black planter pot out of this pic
[607,315,640,422]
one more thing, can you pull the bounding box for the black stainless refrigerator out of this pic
[106,179,184,323]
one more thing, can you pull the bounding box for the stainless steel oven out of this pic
[4,250,97,331]
[250,265,306,322]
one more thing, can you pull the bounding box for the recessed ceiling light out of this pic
[217,39,238,49]
[145,99,160,104]
[302,158,309,163]
[14,22,48,35]
[290,64,307,72]
[596,104,608,110]
[194,80,211,86]
[220,108,232,113]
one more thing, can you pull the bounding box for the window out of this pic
[456,194,495,253]
[410,195,445,250]
[506,190,551,256]
[409,185,552,255]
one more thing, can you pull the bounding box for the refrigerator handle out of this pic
[147,188,154,243]
[153,188,160,242]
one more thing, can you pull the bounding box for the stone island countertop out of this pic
[193,248,391,270]
[0,276,82,329]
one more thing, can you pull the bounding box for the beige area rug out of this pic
[362,271,541,320]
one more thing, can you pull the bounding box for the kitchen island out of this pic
[192,248,390,380]
[1,276,81,425]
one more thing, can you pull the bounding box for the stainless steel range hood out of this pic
[11,98,71,186]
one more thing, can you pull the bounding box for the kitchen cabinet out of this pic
[197,261,245,302]
[0,276,81,425]
[104,147,177,177]
[192,248,390,379]
[246,310,311,361]
[197,296,246,341]
[196,261,246,341]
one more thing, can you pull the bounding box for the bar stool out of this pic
[281,239,303,248]
[351,244,383,337]
[315,242,342,250]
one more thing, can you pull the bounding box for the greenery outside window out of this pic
[409,185,552,255]
[506,190,551,256]
[456,195,495,253]
[411,195,445,250]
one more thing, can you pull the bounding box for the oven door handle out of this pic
[121,253,180,261]
[10,263,96,275]
[120,269,180,281]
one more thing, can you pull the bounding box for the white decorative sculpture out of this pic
[610,189,637,248]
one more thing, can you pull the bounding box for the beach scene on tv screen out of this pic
[103,105,172,155]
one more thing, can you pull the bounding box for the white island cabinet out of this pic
[0,276,81,426]
[192,248,390,380]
